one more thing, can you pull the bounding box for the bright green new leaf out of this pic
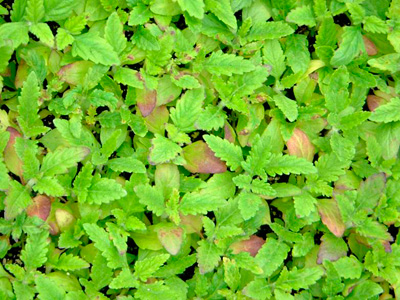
[40,146,89,176]
[369,97,400,123]
[26,0,45,23]
[275,267,324,291]
[0,22,29,49]
[287,5,316,27]
[331,26,364,66]
[237,192,262,220]
[134,254,170,281]
[135,184,165,216]
[108,157,146,173]
[196,240,222,274]
[346,280,383,300]
[273,94,298,122]
[204,135,243,170]
[170,89,205,132]
[178,0,204,19]
[293,192,317,218]
[35,275,66,300]
[21,230,49,271]
[132,26,160,51]
[255,238,290,277]
[83,223,127,269]
[17,72,48,137]
[203,50,255,76]
[333,255,363,279]
[5,181,32,220]
[105,12,127,54]
[33,176,66,197]
[54,253,90,271]
[248,21,294,41]
[196,105,226,131]
[128,4,152,25]
[72,32,120,65]
[149,134,182,164]
[205,0,236,29]
[264,154,317,176]
[85,174,127,205]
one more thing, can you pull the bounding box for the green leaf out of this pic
[316,153,348,182]
[21,230,49,270]
[324,66,350,113]
[363,16,388,34]
[264,154,317,176]
[134,254,170,281]
[41,146,89,176]
[333,255,363,279]
[5,181,32,220]
[17,72,48,138]
[26,0,44,23]
[179,189,227,215]
[128,4,152,26]
[56,28,74,50]
[110,267,138,289]
[133,26,160,51]
[85,174,127,205]
[149,134,182,164]
[14,138,40,181]
[150,0,182,16]
[285,34,310,73]
[244,279,272,300]
[286,5,316,27]
[196,240,222,274]
[88,89,118,110]
[331,26,364,66]
[72,163,93,203]
[72,32,120,65]
[355,173,385,212]
[369,97,400,123]
[54,253,90,271]
[135,184,165,216]
[237,192,262,220]
[33,176,66,197]
[113,67,143,88]
[108,157,146,173]
[233,174,276,196]
[170,89,205,132]
[44,0,78,21]
[223,257,241,291]
[177,0,204,19]
[105,12,127,55]
[255,238,290,277]
[204,135,243,170]
[64,14,87,35]
[30,23,54,47]
[196,105,226,131]
[330,133,355,163]
[203,50,255,76]
[0,42,13,73]
[262,40,286,79]
[346,280,383,300]
[248,21,294,41]
[83,223,127,269]
[0,22,29,49]
[368,53,400,73]
[275,267,324,291]
[273,94,298,122]
[35,275,66,300]
[205,0,236,29]
[293,192,317,218]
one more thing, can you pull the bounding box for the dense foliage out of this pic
[0,0,400,299]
